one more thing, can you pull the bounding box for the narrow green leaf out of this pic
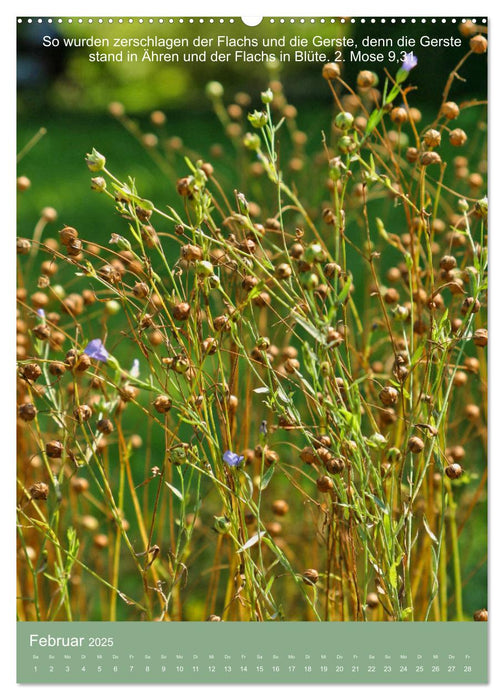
[365,109,382,136]
[165,481,183,501]
[260,465,275,491]
[237,531,266,553]
[423,516,438,544]
[388,561,398,590]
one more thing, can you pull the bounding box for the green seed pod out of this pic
[334,111,354,131]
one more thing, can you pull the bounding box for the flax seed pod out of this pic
[49,361,67,377]
[272,500,289,516]
[74,354,91,373]
[473,609,488,621]
[469,35,488,54]
[18,403,37,422]
[379,386,399,407]
[96,418,114,434]
[133,282,149,299]
[423,129,442,148]
[408,436,424,454]
[465,404,480,422]
[172,301,191,321]
[316,475,334,493]
[473,328,488,347]
[59,226,79,245]
[46,440,63,458]
[300,446,317,465]
[449,129,467,147]
[302,568,319,585]
[441,101,460,120]
[445,463,463,480]
[322,62,340,80]
[153,395,172,414]
[22,363,42,381]
[73,404,92,422]
[29,482,49,501]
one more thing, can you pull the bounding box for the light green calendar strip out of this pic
[17,621,487,683]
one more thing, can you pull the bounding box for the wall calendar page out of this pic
[15,11,489,687]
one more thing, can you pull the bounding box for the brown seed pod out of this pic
[49,361,67,377]
[46,440,64,458]
[266,521,282,537]
[275,263,292,279]
[213,315,230,332]
[202,337,218,355]
[322,62,340,80]
[423,129,442,148]
[405,147,418,163]
[172,301,191,321]
[383,288,399,304]
[465,404,480,421]
[449,129,467,147]
[29,482,49,501]
[18,403,37,422]
[447,445,465,463]
[419,151,442,166]
[441,101,460,120]
[148,329,164,347]
[17,239,31,255]
[302,568,319,585]
[322,207,336,225]
[241,274,258,291]
[66,239,83,257]
[408,436,425,454]
[180,243,203,262]
[357,70,377,88]
[133,282,149,299]
[473,328,488,347]
[96,418,114,434]
[366,592,379,609]
[93,534,109,549]
[17,175,31,191]
[207,614,222,622]
[464,356,480,374]
[440,255,457,271]
[264,449,279,466]
[74,354,92,373]
[453,370,467,387]
[252,291,271,307]
[445,463,463,480]
[59,226,79,245]
[300,446,317,464]
[390,107,408,125]
[176,177,192,197]
[72,477,89,494]
[473,608,488,621]
[272,499,289,516]
[153,395,172,414]
[284,358,300,374]
[22,363,42,382]
[316,475,334,493]
[290,242,304,259]
[119,384,138,402]
[326,457,346,475]
[73,404,92,422]
[470,35,488,54]
[462,296,481,314]
[379,386,399,407]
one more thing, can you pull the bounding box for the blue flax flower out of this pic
[223,450,244,468]
[84,338,109,362]
[401,54,418,72]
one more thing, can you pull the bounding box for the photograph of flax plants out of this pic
[16,18,487,623]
